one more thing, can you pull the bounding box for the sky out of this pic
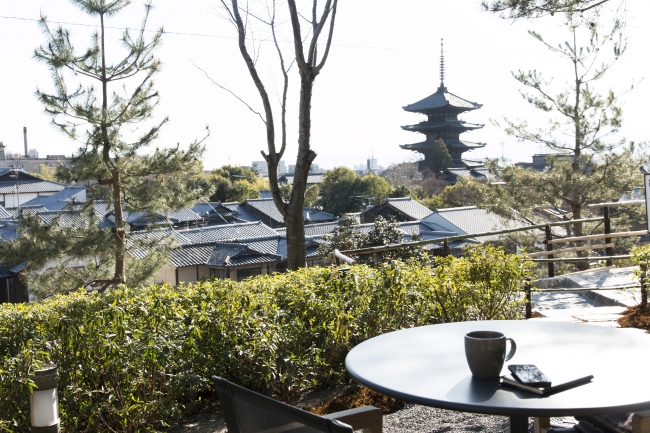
[0,0,648,172]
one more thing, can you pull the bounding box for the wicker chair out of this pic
[213,376,383,433]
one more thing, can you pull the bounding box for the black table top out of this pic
[345,321,650,417]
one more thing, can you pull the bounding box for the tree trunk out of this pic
[100,11,126,285]
[286,73,317,269]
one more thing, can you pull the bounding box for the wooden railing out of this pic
[332,199,649,318]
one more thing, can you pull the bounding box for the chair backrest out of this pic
[213,376,354,433]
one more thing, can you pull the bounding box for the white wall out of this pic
[155,265,176,285]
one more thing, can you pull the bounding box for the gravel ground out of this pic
[384,404,520,433]
[383,405,577,432]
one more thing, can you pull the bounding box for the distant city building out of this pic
[400,40,486,173]
[287,163,320,174]
[354,154,384,175]
[0,153,71,173]
[251,160,287,176]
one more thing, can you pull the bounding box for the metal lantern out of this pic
[30,364,60,433]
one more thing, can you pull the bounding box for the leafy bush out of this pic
[0,245,531,432]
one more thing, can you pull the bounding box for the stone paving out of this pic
[530,266,643,328]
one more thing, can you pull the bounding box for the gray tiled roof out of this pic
[304,208,335,223]
[384,197,433,220]
[107,208,203,228]
[191,202,219,217]
[242,198,285,224]
[7,205,48,218]
[170,240,282,267]
[21,186,86,211]
[221,202,260,223]
[0,263,26,278]
[92,200,112,217]
[275,221,339,237]
[175,221,279,245]
[0,180,65,194]
[279,174,325,185]
[428,206,522,242]
[171,245,215,267]
[0,205,12,219]
[0,223,19,241]
[403,87,481,112]
[37,211,89,228]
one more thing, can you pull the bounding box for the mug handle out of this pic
[505,338,517,362]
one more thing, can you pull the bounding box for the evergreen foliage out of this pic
[486,17,639,261]
[319,215,426,264]
[319,168,394,216]
[425,138,453,173]
[0,1,208,295]
[0,247,531,432]
[482,0,613,20]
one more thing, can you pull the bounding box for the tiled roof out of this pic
[0,205,12,219]
[191,202,219,217]
[221,202,260,223]
[304,208,335,223]
[276,221,339,237]
[426,206,522,242]
[0,263,25,278]
[171,245,215,267]
[170,240,282,268]
[279,174,325,185]
[0,223,19,241]
[242,198,285,224]
[403,86,481,112]
[92,200,112,217]
[384,197,433,220]
[37,211,89,228]
[6,205,48,218]
[21,186,86,211]
[0,180,65,194]
[174,221,279,245]
[107,208,203,227]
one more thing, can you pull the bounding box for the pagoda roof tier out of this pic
[403,86,482,113]
[401,119,484,133]
[452,159,487,168]
[400,139,486,152]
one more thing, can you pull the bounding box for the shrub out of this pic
[0,245,531,432]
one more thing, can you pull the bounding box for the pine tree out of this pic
[0,0,207,296]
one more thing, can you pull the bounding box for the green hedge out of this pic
[0,245,531,432]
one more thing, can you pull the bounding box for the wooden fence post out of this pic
[545,225,554,278]
[525,280,532,319]
[604,206,613,267]
[641,265,648,308]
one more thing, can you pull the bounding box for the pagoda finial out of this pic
[440,38,445,89]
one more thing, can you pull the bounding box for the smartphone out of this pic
[508,364,552,387]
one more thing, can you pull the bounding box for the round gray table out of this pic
[345,321,650,433]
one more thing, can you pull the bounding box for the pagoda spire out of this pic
[439,38,445,89]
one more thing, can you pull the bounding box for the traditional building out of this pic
[401,40,486,172]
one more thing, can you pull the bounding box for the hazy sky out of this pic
[0,0,648,171]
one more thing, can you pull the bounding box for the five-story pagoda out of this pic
[401,41,486,171]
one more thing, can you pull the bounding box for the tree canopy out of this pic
[482,0,613,20]
[319,167,394,217]
[0,0,207,296]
